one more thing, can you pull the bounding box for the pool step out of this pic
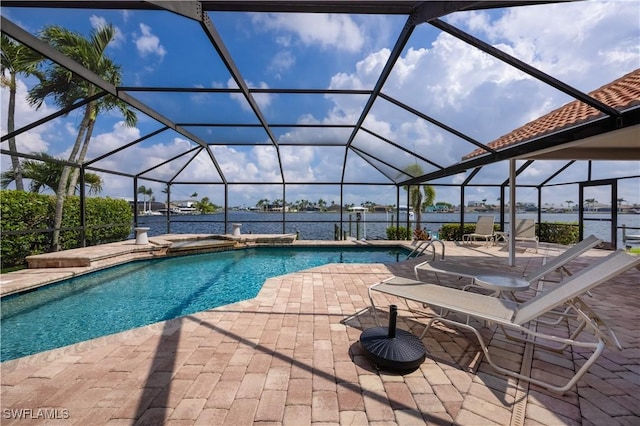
[25,240,169,269]
[216,233,298,245]
[166,239,237,255]
[1,240,170,297]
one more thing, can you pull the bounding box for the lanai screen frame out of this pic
[1,1,638,246]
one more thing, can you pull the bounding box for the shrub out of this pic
[439,221,579,245]
[59,196,133,250]
[386,226,410,240]
[1,190,133,268]
[538,222,579,245]
[439,223,496,241]
[0,190,51,268]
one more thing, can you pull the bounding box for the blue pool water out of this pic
[1,246,408,362]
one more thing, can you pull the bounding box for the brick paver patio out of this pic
[1,241,638,425]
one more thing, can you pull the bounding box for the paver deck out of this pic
[1,240,638,425]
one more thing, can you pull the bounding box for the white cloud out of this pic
[226,77,273,111]
[0,78,57,163]
[90,133,203,194]
[134,23,166,59]
[448,1,640,89]
[251,13,365,52]
[280,146,317,181]
[120,10,131,23]
[268,50,296,78]
[328,49,391,92]
[275,34,292,47]
[89,121,141,159]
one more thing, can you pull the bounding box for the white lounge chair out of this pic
[513,218,539,253]
[414,234,602,287]
[462,215,495,246]
[369,249,639,393]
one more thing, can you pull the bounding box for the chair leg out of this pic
[422,315,606,394]
[368,286,382,326]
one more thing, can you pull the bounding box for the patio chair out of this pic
[415,234,602,286]
[462,215,495,246]
[513,218,539,252]
[369,249,639,393]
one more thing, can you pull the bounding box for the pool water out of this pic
[1,246,408,361]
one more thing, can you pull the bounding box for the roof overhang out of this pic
[400,104,640,185]
[517,124,640,161]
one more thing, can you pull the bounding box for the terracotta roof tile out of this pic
[463,68,640,159]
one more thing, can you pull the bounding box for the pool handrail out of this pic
[407,239,445,260]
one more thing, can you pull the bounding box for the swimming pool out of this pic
[1,246,408,361]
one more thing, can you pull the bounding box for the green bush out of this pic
[386,226,410,240]
[1,190,133,268]
[438,223,499,241]
[59,196,133,250]
[538,222,579,245]
[0,190,51,268]
[439,221,578,245]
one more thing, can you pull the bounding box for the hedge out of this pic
[58,196,133,250]
[0,190,51,268]
[438,223,496,241]
[438,221,579,245]
[386,226,411,240]
[385,221,580,244]
[1,190,133,268]
[538,222,579,245]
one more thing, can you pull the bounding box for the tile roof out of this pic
[463,68,640,159]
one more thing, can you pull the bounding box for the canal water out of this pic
[136,212,640,248]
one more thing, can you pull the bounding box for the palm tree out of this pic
[195,196,216,214]
[401,164,436,234]
[146,187,154,212]
[584,198,597,212]
[256,198,270,211]
[360,201,373,210]
[137,185,147,213]
[566,200,574,212]
[423,185,435,209]
[27,24,137,251]
[617,198,626,212]
[1,152,102,194]
[1,35,44,191]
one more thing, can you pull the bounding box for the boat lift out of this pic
[622,224,640,247]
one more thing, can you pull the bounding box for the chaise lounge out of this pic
[369,249,639,393]
[512,218,540,252]
[462,215,496,246]
[414,234,602,287]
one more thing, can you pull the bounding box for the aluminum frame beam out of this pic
[2,1,561,14]
[0,16,227,179]
[401,108,640,186]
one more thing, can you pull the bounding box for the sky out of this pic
[1,1,639,209]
